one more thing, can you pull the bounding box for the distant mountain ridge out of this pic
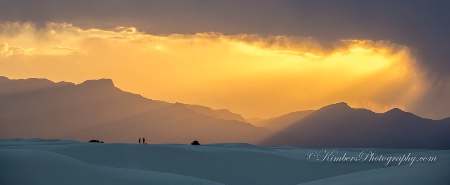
[251,110,314,131]
[2,76,450,149]
[175,102,247,122]
[260,102,450,149]
[0,76,267,144]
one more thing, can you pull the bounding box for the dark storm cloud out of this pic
[1,0,449,75]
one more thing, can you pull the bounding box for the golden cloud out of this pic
[0,22,427,118]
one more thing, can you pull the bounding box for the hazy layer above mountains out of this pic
[251,110,314,131]
[1,76,449,149]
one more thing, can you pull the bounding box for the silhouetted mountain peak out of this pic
[317,102,352,113]
[324,102,350,108]
[0,76,9,81]
[386,108,404,114]
[56,81,75,86]
[0,77,58,96]
[79,79,115,88]
[383,107,421,120]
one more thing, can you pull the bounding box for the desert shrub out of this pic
[89,140,104,143]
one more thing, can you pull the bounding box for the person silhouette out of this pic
[139,138,141,144]
[143,137,145,144]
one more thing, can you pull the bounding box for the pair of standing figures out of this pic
[139,138,146,144]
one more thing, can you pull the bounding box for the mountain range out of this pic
[260,102,450,149]
[0,76,268,144]
[1,76,449,149]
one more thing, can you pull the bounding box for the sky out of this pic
[0,0,449,119]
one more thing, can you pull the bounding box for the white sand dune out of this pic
[298,149,450,185]
[1,139,449,185]
[0,149,222,185]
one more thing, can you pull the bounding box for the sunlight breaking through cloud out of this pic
[0,22,427,118]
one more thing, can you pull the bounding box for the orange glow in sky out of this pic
[0,22,427,118]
